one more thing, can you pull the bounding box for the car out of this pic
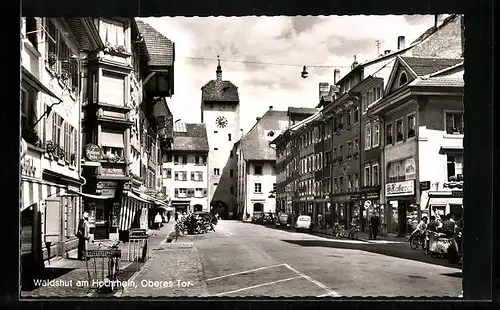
[295,215,313,232]
[277,213,292,228]
[252,212,264,224]
[262,212,275,225]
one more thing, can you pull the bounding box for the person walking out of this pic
[317,213,323,232]
[166,211,171,223]
[76,212,90,260]
[370,213,380,240]
[154,212,162,230]
[174,211,179,222]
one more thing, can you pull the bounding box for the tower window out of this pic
[228,133,231,141]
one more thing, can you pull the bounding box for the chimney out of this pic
[434,14,446,28]
[384,50,391,54]
[333,69,340,84]
[319,82,329,102]
[269,106,273,110]
[397,36,406,50]
[256,117,261,122]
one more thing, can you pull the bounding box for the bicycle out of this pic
[347,225,360,240]
[408,230,425,250]
[335,224,348,239]
[85,241,123,294]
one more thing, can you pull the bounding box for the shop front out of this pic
[421,183,463,220]
[331,194,349,227]
[172,199,190,214]
[385,180,417,236]
[358,187,382,234]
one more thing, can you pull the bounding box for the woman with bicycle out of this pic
[409,216,428,248]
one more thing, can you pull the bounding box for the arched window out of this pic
[399,71,408,86]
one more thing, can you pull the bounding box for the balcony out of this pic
[96,105,133,127]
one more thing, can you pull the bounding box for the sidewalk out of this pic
[120,236,209,297]
[308,226,407,244]
[21,222,175,298]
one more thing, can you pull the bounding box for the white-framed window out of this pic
[372,163,379,186]
[178,188,187,198]
[348,175,353,191]
[347,140,353,157]
[254,183,262,193]
[396,118,404,142]
[364,164,371,187]
[447,154,464,180]
[214,168,220,176]
[195,188,203,198]
[445,111,464,134]
[365,123,372,150]
[100,71,126,106]
[354,138,359,154]
[373,122,380,147]
[354,173,359,190]
[353,105,359,123]
[99,18,127,48]
[407,113,416,139]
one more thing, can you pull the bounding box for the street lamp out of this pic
[301,66,309,79]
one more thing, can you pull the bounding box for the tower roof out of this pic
[201,57,239,102]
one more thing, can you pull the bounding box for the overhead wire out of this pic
[176,56,352,68]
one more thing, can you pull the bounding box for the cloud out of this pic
[141,15,437,133]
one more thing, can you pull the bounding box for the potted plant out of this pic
[48,52,57,66]
[70,152,77,166]
[60,71,69,81]
[116,45,127,53]
[45,140,56,154]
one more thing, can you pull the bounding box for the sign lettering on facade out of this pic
[21,155,37,177]
[386,180,415,197]
[85,144,102,162]
[420,181,431,191]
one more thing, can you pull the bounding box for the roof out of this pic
[135,20,175,67]
[400,57,463,77]
[240,109,289,161]
[335,14,461,87]
[201,80,239,102]
[172,123,209,152]
[409,76,464,88]
[289,110,322,131]
[287,107,318,116]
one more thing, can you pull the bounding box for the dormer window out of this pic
[267,131,275,137]
[399,71,408,87]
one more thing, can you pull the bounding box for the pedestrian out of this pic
[427,216,439,232]
[317,213,323,232]
[440,214,455,237]
[370,213,380,240]
[166,211,171,223]
[154,212,162,230]
[76,212,90,260]
[174,211,179,222]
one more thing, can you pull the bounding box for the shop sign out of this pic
[85,144,102,162]
[365,192,379,199]
[386,180,415,197]
[350,194,361,200]
[420,181,431,191]
[452,190,463,197]
[21,155,37,177]
[98,181,117,197]
[156,192,167,200]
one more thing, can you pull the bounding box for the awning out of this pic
[131,188,169,207]
[119,193,152,231]
[21,67,62,102]
[439,146,463,154]
[66,189,113,200]
[428,197,463,207]
[20,178,68,212]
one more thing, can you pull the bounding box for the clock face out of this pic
[216,116,228,128]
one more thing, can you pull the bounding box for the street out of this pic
[186,220,462,297]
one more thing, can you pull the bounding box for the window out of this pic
[354,173,359,190]
[100,71,126,106]
[339,145,344,158]
[52,113,63,146]
[214,148,218,151]
[166,168,172,178]
[364,165,371,187]
[254,183,262,193]
[187,189,195,197]
[214,168,220,176]
[365,123,372,150]
[373,122,380,147]
[399,72,408,86]
[339,177,344,192]
[230,151,233,158]
[195,188,203,198]
[230,186,235,194]
[407,114,416,139]
[99,18,126,48]
[362,94,367,113]
[354,138,359,154]
[353,105,359,123]
[386,123,393,145]
[273,183,277,192]
[214,131,218,134]
[214,183,218,186]
[347,141,352,157]
[447,154,464,180]
[26,17,38,49]
[348,175,353,191]
[254,165,263,175]
[347,110,352,126]
[179,171,187,181]
[228,133,232,141]
[195,171,203,181]
[178,188,187,198]
[372,164,379,186]
[396,119,404,142]
[230,169,234,178]
[387,160,405,182]
[445,112,464,134]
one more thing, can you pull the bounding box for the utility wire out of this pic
[177,56,352,68]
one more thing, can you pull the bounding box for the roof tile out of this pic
[202,80,239,102]
[400,57,463,77]
[136,20,174,67]
[172,123,209,152]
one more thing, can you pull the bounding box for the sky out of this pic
[139,15,437,134]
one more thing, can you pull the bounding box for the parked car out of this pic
[262,212,275,225]
[277,213,292,228]
[295,215,313,232]
[252,212,264,224]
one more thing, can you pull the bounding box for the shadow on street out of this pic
[280,239,463,270]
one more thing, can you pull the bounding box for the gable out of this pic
[384,57,418,96]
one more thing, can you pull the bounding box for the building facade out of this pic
[201,59,240,219]
[162,122,209,213]
[369,56,463,236]
[20,18,100,278]
[236,107,288,221]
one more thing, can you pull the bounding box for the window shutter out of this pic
[45,111,52,144]
[191,172,195,181]
[174,188,178,197]
[52,113,57,143]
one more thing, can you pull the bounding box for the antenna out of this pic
[375,40,382,55]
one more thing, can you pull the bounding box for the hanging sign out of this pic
[85,144,102,162]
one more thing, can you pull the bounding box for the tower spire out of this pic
[216,55,222,80]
